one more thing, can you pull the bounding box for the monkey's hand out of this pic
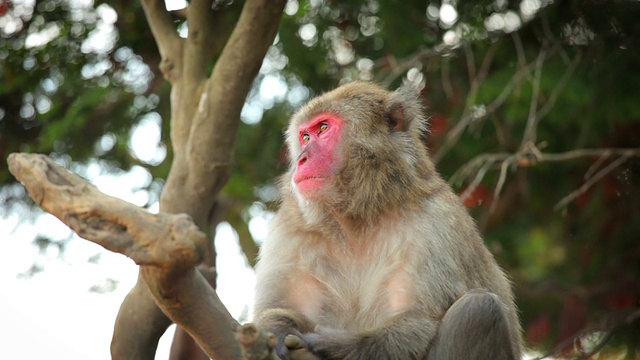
[275,333,321,360]
[301,326,359,360]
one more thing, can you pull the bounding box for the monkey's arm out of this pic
[303,310,438,360]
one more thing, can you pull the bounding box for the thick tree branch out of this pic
[184,0,216,83]
[7,153,206,267]
[171,0,219,157]
[7,152,275,360]
[140,0,183,83]
[185,0,287,192]
[112,278,174,359]
[161,0,287,223]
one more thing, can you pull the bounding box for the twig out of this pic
[575,309,640,359]
[441,57,454,99]
[489,155,517,214]
[435,56,537,163]
[379,44,451,87]
[463,42,477,82]
[512,32,527,69]
[452,147,640,210]
[584,151,611,180]
[521,43,548,149]
[477,41,501,84]
[462,40,501,120]
[554,154,631,211]
[458,161,494,202]
[535,52,583,128]
[451,152,509,187]
[533,308,640,360]
[538,148,640,162]
[491,114,508,149]
[541,11,570,65]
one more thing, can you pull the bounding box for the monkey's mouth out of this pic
[295,175,324,183]
[294,177,331,196]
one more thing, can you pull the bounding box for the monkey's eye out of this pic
[301,133,310,144]
[319,122,329,133]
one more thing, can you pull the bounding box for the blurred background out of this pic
[1,0,639,358]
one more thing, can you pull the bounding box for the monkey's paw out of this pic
[275,333,321,360]
[302,326,359,360]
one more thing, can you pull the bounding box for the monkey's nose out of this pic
[297,153,308,167]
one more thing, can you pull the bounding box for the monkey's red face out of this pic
[292,113,344,199]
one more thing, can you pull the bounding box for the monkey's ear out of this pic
[385,102,408,132]
[385,83,427,134]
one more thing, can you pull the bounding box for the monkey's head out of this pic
[284,81,439,225]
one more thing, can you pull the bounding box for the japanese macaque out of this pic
[253,81,523,360]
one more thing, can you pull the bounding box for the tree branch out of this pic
[140,0,183,83]
[184,0,216,83]
[434,46,557,163]
[434,40,571,164]
[186,0,287,191]
[463,42,477,82]
[489,155,517,214]
[112,277,174,359]
[379,44,450,87]
[511,32,527,70]
[440,57,455,99]
[554,154,631,211]
[533,308,640,360]
[453,147,640,209]
[520,43,548,148]
[535,52,582,124]
[7,152,275,360]
[460,40,500,118]
[7,153,206,267]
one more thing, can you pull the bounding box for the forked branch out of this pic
[7,152,275,360]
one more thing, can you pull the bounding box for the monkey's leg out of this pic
[427,290,518,360]
[303,312,438,360]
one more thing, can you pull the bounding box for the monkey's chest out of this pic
[296,258,415,331]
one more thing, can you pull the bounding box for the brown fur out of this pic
[254,82,523,360]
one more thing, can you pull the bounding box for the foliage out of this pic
[2,0,639,356]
